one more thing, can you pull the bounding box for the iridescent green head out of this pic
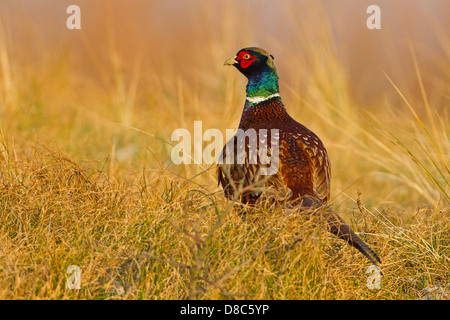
[224,47,280,102]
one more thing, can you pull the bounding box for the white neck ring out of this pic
[246,93,280,104]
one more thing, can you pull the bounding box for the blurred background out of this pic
[0,0,449,208]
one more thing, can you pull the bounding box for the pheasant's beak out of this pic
[224,56,238,66]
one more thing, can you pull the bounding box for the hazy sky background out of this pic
[0,0,449,106]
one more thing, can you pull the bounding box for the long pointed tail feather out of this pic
[300,195,382,266]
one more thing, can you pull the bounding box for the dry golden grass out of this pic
[0,1,448,299]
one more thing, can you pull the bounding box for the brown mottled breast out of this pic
[217,98,331,204]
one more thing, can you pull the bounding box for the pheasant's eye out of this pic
[238,51,255,68]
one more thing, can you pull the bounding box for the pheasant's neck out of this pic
[245,69,280,108]
[242,70,283,111]
[238,68,290,128]
[239,74,290,129]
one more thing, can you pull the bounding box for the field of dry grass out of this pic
[0,0,448,299]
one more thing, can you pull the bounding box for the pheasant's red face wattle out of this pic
[237,51,256,68]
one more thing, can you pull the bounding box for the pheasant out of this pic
[217,47,381,266]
